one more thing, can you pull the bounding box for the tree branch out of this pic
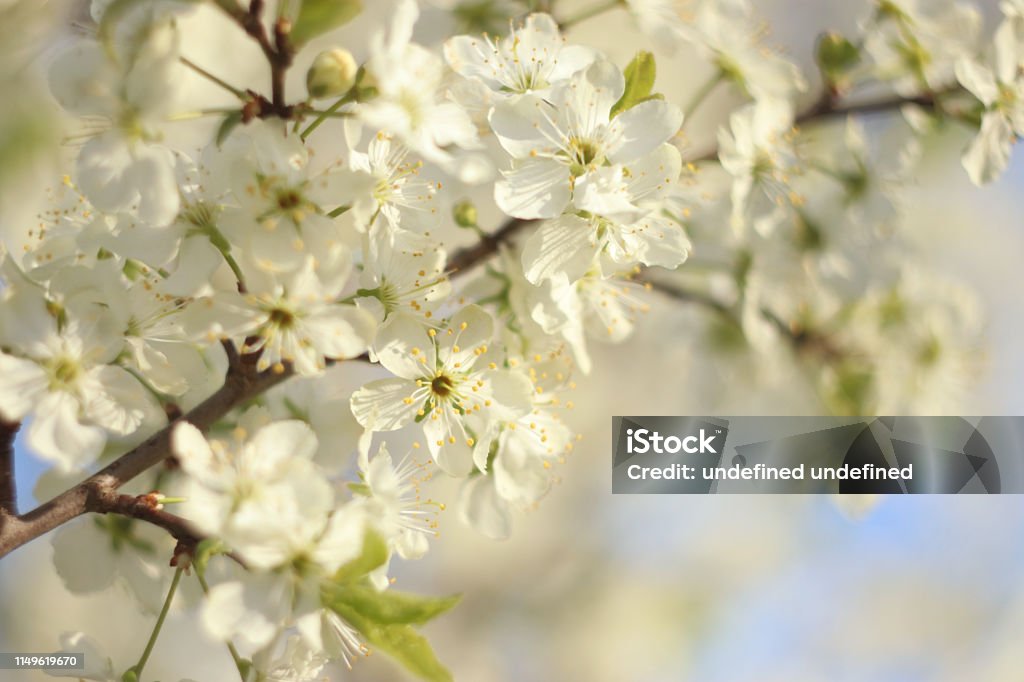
[0,77,950,560]
[0,345,293,560]
[0,419,19,518]
[640,273,846,361]
[447,218,532,277]
[687,87,955,163]
[212,0,296,119]
[447,87,959,276]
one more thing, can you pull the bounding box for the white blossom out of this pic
[489,60,683,219]
[350,305,533,475]
[956,19,1024,185]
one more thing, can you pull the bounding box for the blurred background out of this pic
[2,0,1024,680]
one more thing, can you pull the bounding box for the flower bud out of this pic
[306,48,358,100]
[453,199,478,228]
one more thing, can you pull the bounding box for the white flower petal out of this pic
[457,476,511,540]
[28,391,106,471]
[372,312,436,379]
[521,215,598,284]
[962,113,1014,185]
[0,351,47,420]
[607,99,684,164]
[350,378,421,430]
[494,158,571,219]
[51,520,117,594]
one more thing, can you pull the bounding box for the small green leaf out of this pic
[331,603,453,682]
[193,538,228,573]
[325,584,461,625]
[290,0,364,47]
[215,111,244,148]
[333,530,389,583]
[611,51,657,118]
[816,32,860,86]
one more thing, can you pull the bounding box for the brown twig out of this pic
[0,420,19,518]
[640,273,846,361]
[447,218,531,277]
[687,88,953,163]
[0,344,293,560]
[212,0,296,119]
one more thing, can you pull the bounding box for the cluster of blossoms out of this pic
[0,0,1014,679]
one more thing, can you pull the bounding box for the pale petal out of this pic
[495,158,571,219]
[457,476,511,540]
[172,422,216,479]
[956,58,998,106]
[444,35,503,89]
[51,520,117,594]
[0,351,47,420]
[439,305,493,369]
[83,365,152,435]
[962,113,1014,185]
[311,507,365,572]
[27,391,106,470]
[606,100,684,164]
[372,312,436,379]
[521,215,598,284]
[248,420,319,472]
[611,214,691,269]
[350,378,421,430]
[478,369,534,421]
[488,96,558,158]
[423,404,474,476]
[304,306,376,362]
[47,43,116,118]
[555,60,625,136]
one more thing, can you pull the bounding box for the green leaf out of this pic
[215,111,244,148]
[290,0,364,47]
[331,603,454,682]
[193,538,228,573]
[325,584,461,625]
[816,32,860,85]
[333,530,389,583]
[611,51,657,118]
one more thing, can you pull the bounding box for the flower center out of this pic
[268,307,296,328]
[46,356,81,391]
[431,374,455,398]
[182,200,217,229]
[276,189,304,211]
[568,137,601,172]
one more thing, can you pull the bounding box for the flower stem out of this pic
[559,0,623,28]
[301,93,355,141]
[683,71,725,124]
[180,57,247,100]
[131,565,184,680]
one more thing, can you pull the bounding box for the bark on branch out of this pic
[0,344,292,559]
[0,420,20,519]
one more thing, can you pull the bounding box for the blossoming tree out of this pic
[0,0,1014,679]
